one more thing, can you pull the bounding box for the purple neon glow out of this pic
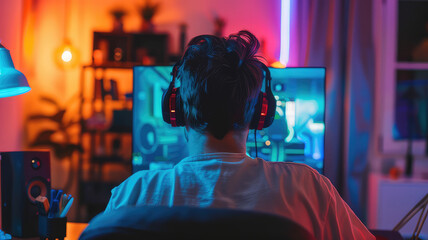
[280,0,290,66]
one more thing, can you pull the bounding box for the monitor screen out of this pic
[132,66,325,173]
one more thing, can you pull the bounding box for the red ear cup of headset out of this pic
[162,64,186,127]
[249,65,276,130]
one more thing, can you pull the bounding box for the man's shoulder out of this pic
[113,168,172,192]
[260,159,322,177]
[106,168,174,212]
[127,168,173,183]
[258,159,332,189]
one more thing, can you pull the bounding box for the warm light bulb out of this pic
[55,40,79,69]
[61,49,72,62]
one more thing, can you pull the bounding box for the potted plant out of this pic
[110,7,127,32]
[139,0,161,32]
[26,95,83,191]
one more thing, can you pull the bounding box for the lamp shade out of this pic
[0,43,30,98]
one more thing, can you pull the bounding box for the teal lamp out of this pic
[0,43,30,98]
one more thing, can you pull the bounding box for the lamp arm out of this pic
[393,194,428,232]
[413,203,428,240]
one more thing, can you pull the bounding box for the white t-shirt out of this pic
[106,152,375,240]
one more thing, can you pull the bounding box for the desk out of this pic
[66,222,88,240]
[7,223,87,240]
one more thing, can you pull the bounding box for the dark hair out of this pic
[178,30,266,139]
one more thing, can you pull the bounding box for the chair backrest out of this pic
[370,230,403,240]
[79,206,315,240]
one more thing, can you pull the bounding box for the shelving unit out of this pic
[92,32,169,66]
[77,64,134,221]
[75,31,170,221]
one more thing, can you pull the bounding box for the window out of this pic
[381,0,428,154]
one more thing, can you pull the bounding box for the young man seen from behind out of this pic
[106,30,375,240]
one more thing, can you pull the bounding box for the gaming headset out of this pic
[162,62,276,131]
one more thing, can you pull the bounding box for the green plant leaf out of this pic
[53,143,84,159]
[65,144,84,154]
[27,94,83,160]
[29,142,82,160]
[63,120,80,129]
[30,130,56,146]
[140,0,160,20]
[52,110,66,123]
[27,110,66,124]
[29,110,66,125]
[40,96,60,108]
[27,114,59,124]
[48,143,66,159]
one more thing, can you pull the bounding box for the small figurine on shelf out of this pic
[179,23,188,55]
[86,111,108,131]
[136,48,156,65]
[110,7,127,32]
[213,15,226,37]
[139,0,161,32]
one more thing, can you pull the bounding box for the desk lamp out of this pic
[0,43,31,97]
[0,43,30,240]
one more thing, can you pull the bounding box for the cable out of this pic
[254,129,258,158]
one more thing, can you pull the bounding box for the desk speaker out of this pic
[1,151,51,237]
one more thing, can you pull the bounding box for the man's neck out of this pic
[187,128,249,156]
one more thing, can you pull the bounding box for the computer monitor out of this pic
[132,66,325,173]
